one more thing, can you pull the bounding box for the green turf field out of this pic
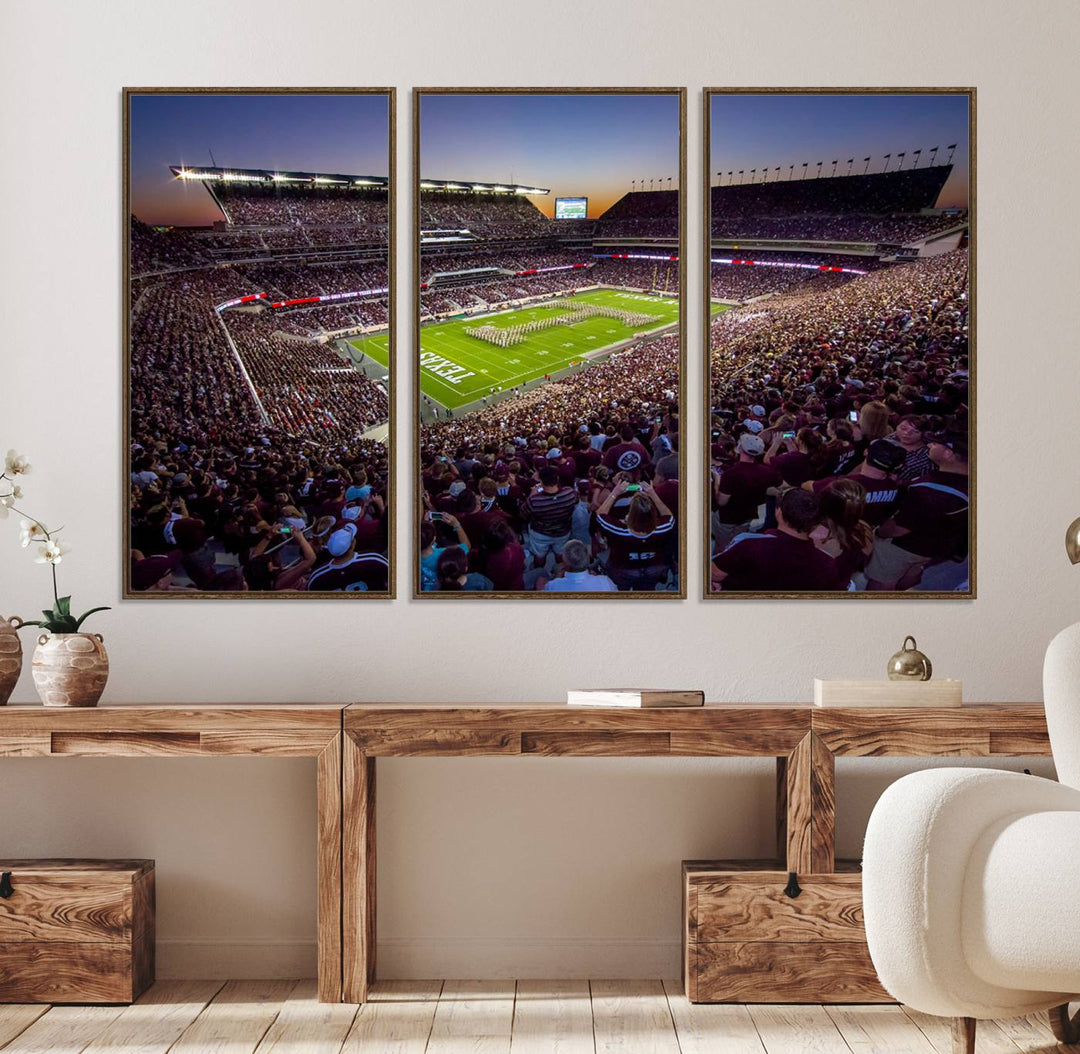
[351,288,681,411]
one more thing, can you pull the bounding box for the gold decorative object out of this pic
[0,616,22,704]
[1066,516,1080,565]
[32,632,109,707]
[887,636,933,682]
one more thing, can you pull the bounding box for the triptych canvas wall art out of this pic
[705,90,973,598]
[124,88,394,597]
[123,87,972,600]
[414,89,686,597]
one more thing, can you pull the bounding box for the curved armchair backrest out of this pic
[1044,621,1080,790]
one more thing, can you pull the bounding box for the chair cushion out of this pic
[864,767,1080,1018]
[964,810,1080,994]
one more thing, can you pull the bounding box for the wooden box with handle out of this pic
[0,859,154,1003]
[683,859,890,1003]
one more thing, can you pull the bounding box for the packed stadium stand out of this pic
[416,180,682,593]
[129,167,392,593]
[702,163,970,594]
[416,162,969,594]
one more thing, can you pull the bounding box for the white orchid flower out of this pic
[19,519,47,547]
[4,450,31,476]
[35,539,70,565]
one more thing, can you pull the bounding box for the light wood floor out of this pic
[0,979,1069,1053]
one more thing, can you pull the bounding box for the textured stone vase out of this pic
[32,632,109,707]
[0,616,23,704]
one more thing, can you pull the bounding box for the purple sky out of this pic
[420,93,681,218]
[709,92,971,208]
[129,92,390,226]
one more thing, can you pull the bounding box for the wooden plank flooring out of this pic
[0,981,1067,1053]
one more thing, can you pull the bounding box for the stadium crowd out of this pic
[708,249,970,593]
[420,192,554,238]
[419,331,681,592]
[709,259,869,301]
[129,277,391,593]
[212,184,389,234]
[129,181,392,593]
[711,213,964,244]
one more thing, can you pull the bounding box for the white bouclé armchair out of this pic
[862,622,1080,1053]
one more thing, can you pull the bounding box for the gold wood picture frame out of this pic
[123,87,396,598]
[413,87,687,599]
[703,87,975,599]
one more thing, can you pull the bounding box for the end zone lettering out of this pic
[419,351,476,385]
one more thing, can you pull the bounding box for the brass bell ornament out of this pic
[888,636,933,681]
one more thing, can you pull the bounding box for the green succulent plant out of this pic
[22,596,110,635]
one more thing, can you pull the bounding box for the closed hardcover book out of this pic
[567,690,705,708]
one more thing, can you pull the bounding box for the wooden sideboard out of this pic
[341,702,1051,1003]
[0,701,1052,1004]
[0,704,345,1002]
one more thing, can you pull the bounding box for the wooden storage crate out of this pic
[0,859,154,1003]
[683,859,891,1004]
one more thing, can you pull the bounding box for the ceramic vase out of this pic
[0,616,23,704]
[32,632,109,707]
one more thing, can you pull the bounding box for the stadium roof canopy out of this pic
[170,166,388,187]
[419,179,549,195]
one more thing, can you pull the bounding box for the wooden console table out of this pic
[0,701,1053,1005]
[341,702,1050,1003]
[0,704,345,1002]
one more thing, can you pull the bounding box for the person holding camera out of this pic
[595,479,675,591]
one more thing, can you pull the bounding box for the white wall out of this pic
[2,0,1077,979]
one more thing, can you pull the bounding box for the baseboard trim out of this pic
[158,938,317,979]
[157,936,681,980]
[375,937,682,979]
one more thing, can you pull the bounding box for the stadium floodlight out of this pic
[419,181,440,189]
[471,184,486,191]
[313,177,348,184]
[514,187,531,194]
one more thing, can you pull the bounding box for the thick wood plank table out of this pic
[341,701,1050,1003]
[0,704,345,1002]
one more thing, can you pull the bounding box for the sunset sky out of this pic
[709,92,971,209]
[420,93,681,219]
[128,92,390,226]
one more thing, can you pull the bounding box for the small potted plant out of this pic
[1,449,111,706]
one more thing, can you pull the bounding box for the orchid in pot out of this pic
[1,449,111,706]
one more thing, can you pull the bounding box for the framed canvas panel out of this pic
[704,88,974,599]
[124,87,395,597]
[414,88,686,598]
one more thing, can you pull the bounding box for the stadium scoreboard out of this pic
[555,197,587,220]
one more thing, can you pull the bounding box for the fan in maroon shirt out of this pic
[714,434,782,526]
[602,424,651,475]
[652,454,680,521]
[306,524,389,592]
[865,429,970,591]
[809,439,906,526]
[712,488,843,592]
[473,518,525,591]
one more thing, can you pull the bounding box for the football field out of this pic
[351,288,682,411]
